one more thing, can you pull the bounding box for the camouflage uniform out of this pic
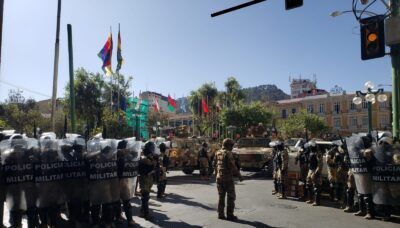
[277,147,289,199]
[138,143,156,220]
[306,145,323,206]
[156,144,169,198]
[198,146,209,179]
[295,146,309,200]
[271,149,279,195]
[326,147,339,201]
[214,139,242,220]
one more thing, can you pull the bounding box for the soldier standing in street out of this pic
[156,142,169,199]
[326,146,339,201]
[271,143,279,196]
[305,141,323,206]
[277,141,289,199]
[295,140,309,201]
[214,138,243,221]
[198,142,209,180]
[138,141,156,220]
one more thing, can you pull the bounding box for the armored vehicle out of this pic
[232,137,273,174]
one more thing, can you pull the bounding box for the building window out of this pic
[307,104,314,113]
[282,109,287,119]
[380,115,387,125]
[319,103,325,114]
[349,101,356,111]
[349,117,357,128]
[362,116,368,127]
[292,108,296,114]
[334,118,341,129]
[333,101,341,114]
[379,101,387,108]
[362,99,368,109]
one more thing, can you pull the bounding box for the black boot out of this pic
[140,192,151,220]
[123,200,135,226]
[302,184,308,201]
[364,194,375,220]
[272,179,278,195]
[90,205,101,226]
[344,188,355,213]
[354,194,366,216]
[10,210,22,228]
[38,208,49,227]
[278,182,286,199]
[27,207,39,228]
[306,185,314,204]
[336,183,343,203]
[114,201,123,224]
[312,186,321,206]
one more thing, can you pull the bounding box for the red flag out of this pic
[202,98,209,113]
[168,95,177,108]
[154,96,160,112]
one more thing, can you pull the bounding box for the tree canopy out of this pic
[278,110,328,139]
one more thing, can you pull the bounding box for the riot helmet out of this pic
[222,138,235,150]
[143,141,156,156]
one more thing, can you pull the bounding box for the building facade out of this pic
[272,90,392,135]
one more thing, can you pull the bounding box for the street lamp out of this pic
[330,10,377,18]
[353,81,387,133]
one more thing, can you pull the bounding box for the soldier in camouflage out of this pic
[138,141,156,220]
[295,141,309,201]
[276,141,289,199]
[326,146,339,201]
[271,148,279,196]
[305,141,323,206]
[156,143,169,198]
[214,138,243,221]
[198,142,210,180]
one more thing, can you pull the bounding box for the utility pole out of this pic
[51,0,61,132]
[67,24,76,133]
[391,0,400,140]
[0,0,4,65]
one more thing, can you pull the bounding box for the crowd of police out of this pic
[270,132,400,221]
[0,133,170,228]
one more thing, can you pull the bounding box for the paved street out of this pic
[2,170,399,228]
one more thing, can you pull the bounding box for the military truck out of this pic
[232,137,274,174]
[167,137,202,174]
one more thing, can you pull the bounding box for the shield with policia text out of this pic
[372,143,400,205]
[346,134,373,194]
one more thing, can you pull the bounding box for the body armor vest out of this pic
[309,152,318,171]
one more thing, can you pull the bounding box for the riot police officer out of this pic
[138,141,156,220]
[306,140,323,206]
[326,146,339,201]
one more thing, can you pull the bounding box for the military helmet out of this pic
[143,141,156,156]
[202,142,208,148]
[159,142,167,152]
[222,138,235,149]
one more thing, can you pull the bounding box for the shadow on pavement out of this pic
[158,193,215,211]
[167,174,216,185]
[150,209,202,228]
[229,218,277,228]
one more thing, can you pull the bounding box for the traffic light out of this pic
[285,0,303,10]
[360,15,386,60]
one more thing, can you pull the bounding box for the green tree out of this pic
[224,76,245,108]
[220,102,273,136]
[188,83,219,136]
[279,110,328,139]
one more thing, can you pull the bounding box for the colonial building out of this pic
[272,87,392,135]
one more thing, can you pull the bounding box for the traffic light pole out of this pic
[391,0,400,140]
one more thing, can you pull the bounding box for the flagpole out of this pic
[51,0,62,132]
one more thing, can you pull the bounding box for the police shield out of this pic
[0,138,38,211]
[59,138,88,203]
[118,139,141,200]
[87,139,119,206]
[346,134,373,194]
[372,143,400,205]
[36,138,64,208]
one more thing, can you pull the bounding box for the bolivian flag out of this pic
[98,32,113,76]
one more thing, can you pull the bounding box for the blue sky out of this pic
[0,0,392,101]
